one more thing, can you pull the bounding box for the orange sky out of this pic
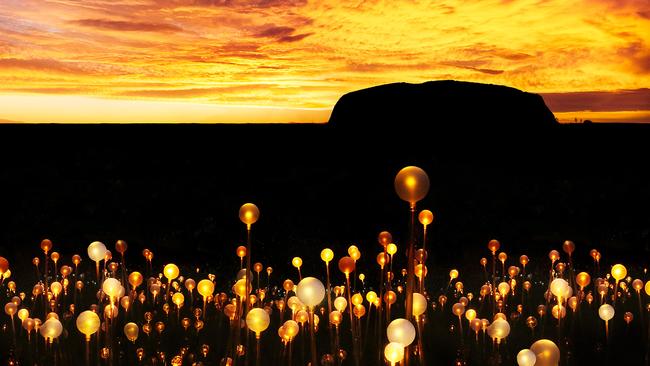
[0,0,648,123]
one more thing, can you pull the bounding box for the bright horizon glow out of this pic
[0,0,648,123]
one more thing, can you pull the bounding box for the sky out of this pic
[0,0,648,123]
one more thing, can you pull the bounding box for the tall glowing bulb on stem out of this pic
[87,241,107,283]
[296,277,325,366]
[384,342,405,366]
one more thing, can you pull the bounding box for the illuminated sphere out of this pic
[246,308,270,335]
[449,269,459,280]
[0,257,9,274]
[334,297,347,312]
[17,308,29,322]
[412,293,427,317]
[516,349,537,366]
[384,342,405,364]
[387,318,416,346]
[487,239,500,254]
[530,339,560,366]
[645,281,650,296]
[465,309,477,322]
[239,203,260,226]
[234,279,250,298]
[4,302,17,316]
[338,256,355,275]
[102,278,121,299]
[88,241,107,262]
[296,277,325,308]
[611,264,627,281]
[329,310,342,325]
[320,248,334,263]
[284,320,299,338]
[551,305,566,320]
[292,257,303,268]
[163,264,180,281]
[550,278,569,299]
[197,279,215,299]
[394,166,429,205]
[76,310,100,339]
[40,318,63,342]
[236,246,247,258]
[386,244,397,256]
[452,303,465,316]
[366,291,378,304]
[40,239,53,253]
[351,293,363,306]
[124,322,139,342]
[598,304,615,321]
[378,231,393,247]
[487,318,510,342]
[576,272,591,289]
[520,255,529,266]
[562,240,575,255]
[418,210,434,226]
[115,240,127,254]
[172,292,184,306]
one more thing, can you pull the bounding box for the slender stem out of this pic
[256,334,262,366]
[309,308,318,366]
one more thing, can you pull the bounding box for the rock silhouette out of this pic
[328,80,558,134]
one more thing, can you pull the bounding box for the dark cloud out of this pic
[616,41,650,74]
[541,89,650,112]
[255,26,295,38]
[71,19,182,32]
[277,33,313,42]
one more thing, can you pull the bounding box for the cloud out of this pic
[115,84,273,98]
[253,25,313,42]
[0,58,87,74]
[541,89,650,112]
[191,0,307,8]
[71,19,182,32]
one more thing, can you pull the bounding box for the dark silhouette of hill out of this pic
[328,80,558,134]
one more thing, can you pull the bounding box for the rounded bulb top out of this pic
[394,166,430,205]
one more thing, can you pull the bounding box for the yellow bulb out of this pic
[239,203,260,226]
[320,248,334,263]
[611,264,627,281]
[164,264,179,281]
[76,310,100,339]
[418,210,434,226]
[366,291,378,304]
[292,257,303,268]
[172,292,184,307]
[197,279,214,299]
[386,243,397,256]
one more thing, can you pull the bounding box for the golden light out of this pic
[551,304,566,319]
[295,277,325,308]
[329,310,342,326]
[39,318,63,343]
[562,240,575,255]
[548,250,560,263]
[338,256,355,276]
[246,308,270,336]
[376,253,388,268]
[487,240,500,254]
[234,279,250,299]
[320,248,334,263]
[378,231,393,247]
[412,293,427,317]
[76,310,100,340]
[348,245,361,261]
[386,243,397,256]
[465,309,477,322]
[516,349,537,366]
[353,304,366,318]
[239,203,260,227]
[487,318,510,344]
[40,239,52,254]
[366,291,378,304]
[102,278,122,299]
[236,246,247,259]
[611,264,627,281]
[386,318,416,346]
[163,264,180,281]
[519,255,529,267]
[197,280,215,299]
[598,304,615,321]
[384,342,405,365]
[394,166,430,206]
[291,257,303,269]
[449,269,459,280]
[172,293,185,307]
[334,297,347,313]
[530,339,560,366]
[418,210,434,226]
[87,241,107,262]
[576,272,591,290]
[452,303,465,317]
[124,322,139,343]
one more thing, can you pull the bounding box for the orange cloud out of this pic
[0,0,647,122]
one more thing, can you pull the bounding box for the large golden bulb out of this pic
[394,166,430,205]
[291,257,303,269]
[76,310,100,339]
[611,264,627,281]
[329,310,342,325]
[239,203,260,226]
[40,318,63,342]
[283,320,299,338]
[384,342,405,364]
[296,277,325,308]
[163,264,180,281]
[87,241,107,262]
[338,256,355,275]
[234,278,250,298]
[128,272,143,289]
[334,297,347,313]
[487,318,510,343]
[320,248,334,263]
[386,243,397,256]
[412,293,427,317]
[386,318,416,346]
[530,339,560,366]
[172,292,184,306]
[124,322,139,343]
[197,279,214,299]
[576,272,591,289]
[246,308,270,335]
[102,278,121,299]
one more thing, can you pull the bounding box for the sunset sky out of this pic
[0,0,648,123]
